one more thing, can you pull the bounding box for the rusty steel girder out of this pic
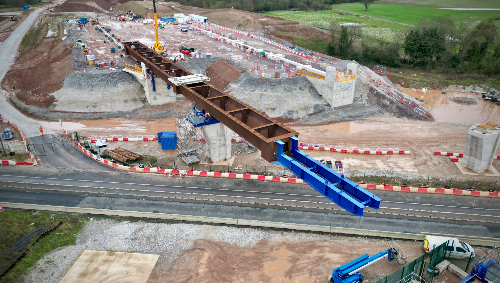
[123,41,298,162]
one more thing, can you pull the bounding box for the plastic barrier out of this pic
[299,143,409,155]
[5,121,37,166]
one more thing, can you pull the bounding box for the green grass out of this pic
[377,0,500,9]
[333,3,500,26]
[19,20,46,55]
[0,212,87,282]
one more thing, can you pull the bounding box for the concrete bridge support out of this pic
[305,65,356,108]
[461,123,500,173]
[201,123,233,162]
[122,63,176,106]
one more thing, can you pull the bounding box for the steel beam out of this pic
[123,41,298,161]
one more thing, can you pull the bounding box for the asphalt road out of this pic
[1,167,499,238]
[0,8,42,82]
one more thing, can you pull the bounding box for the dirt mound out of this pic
[2,23,73,108]
[52,0,129,13]
[450,96,477,105]
[205,60,243,91]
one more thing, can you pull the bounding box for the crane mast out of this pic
[152,0,162,53]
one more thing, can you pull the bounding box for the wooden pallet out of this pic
[103,148,142,163]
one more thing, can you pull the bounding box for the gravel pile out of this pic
[227,73,326,119]
[450,97,477,105]
[24,220,388,283]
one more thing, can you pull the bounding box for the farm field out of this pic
[376,0,500,8]
[265,10,405,43]
[332,3,500,26]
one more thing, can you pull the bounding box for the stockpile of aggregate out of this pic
[226,73,327,119]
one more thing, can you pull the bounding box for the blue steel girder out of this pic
[275,136,381,216]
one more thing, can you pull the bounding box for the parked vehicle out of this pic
[143,18,153,24]
[180,26,188,32]
[423,235,475,259]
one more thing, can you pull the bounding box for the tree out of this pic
[361,0,376,11]
[404,27,446,67]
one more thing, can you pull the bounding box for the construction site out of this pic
[1,0,500,282]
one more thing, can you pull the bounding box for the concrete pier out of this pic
[122,63,176,106]
[461,123,500,173]
[201,123,233,162]
[305,65,356,108]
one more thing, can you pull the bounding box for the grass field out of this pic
[376,0,500,9]
[333,3,500,26]
[0,211,86,282]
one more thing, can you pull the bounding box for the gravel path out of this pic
[24,219,421,283]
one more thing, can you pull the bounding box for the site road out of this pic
[1,167,499,239]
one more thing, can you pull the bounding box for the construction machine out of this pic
[10,15,17,21]
[329,245,406,283]
[152,0,163,53]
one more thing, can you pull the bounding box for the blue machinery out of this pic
[186,108,381,216]
[460,248,500,283]
[275,137,380,216]
[330,248,399,283]
[187,105,221,128]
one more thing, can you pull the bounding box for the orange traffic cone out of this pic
[179,174,183,179]
[0,206,4,212]
[168,174,171,178]
[84,69,86,73]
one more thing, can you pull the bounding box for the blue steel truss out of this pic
[275,136,381,216]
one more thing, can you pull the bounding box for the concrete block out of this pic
[306,66,355,109]
[201,123,232,162]
[461,123,500,173]
[447,263,468,280]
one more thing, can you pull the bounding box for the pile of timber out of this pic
[103,148,142,163]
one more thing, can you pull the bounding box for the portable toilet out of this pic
[157,132,177,150]
[2,129,13,140]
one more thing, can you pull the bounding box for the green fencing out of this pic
[376,239,474,283]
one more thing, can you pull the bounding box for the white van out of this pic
[423,235,475,259]
[143,19,153,24]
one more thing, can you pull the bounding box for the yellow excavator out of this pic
[152,0,162,53]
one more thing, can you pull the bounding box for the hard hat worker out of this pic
[39,126,44,135]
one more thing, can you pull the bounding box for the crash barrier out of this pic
[356,64,435,122]
[299,143,410,155]
[87,135,248,143]
[74,141,497,198]
[4,121,37,166]
[434,151,500,160]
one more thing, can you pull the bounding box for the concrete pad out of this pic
[454,161,500,177]
[60,250,159,283]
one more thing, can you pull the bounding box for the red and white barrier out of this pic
[434,151,500,160]
[299,143,410,155]
[74,141,497,198]
[5,121,37,166]
[359,183,499,198]
[87,135,158,143]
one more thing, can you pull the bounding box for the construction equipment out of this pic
[152,0,162,53]
[10,15,17,21]
[460,247,500,283]
[91,18,99,25]
[329,245,406,283]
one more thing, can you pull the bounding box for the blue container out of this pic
[2,130,13,140]
[206,55,211,58]
[157,132,177,150]
[22,5,30,9]
[80,18,88,24]
[110,47,115,53]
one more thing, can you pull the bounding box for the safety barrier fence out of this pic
[356,64,435,121]
[377,240,474,283]
[1,121,37,165]
[299,143,410,155]
[199,22,315,60]
[435,151,500,160]
[74,141,498,198]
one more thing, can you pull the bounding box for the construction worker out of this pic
[39,126,43,135]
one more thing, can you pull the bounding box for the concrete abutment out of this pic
[201,123,233,163]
